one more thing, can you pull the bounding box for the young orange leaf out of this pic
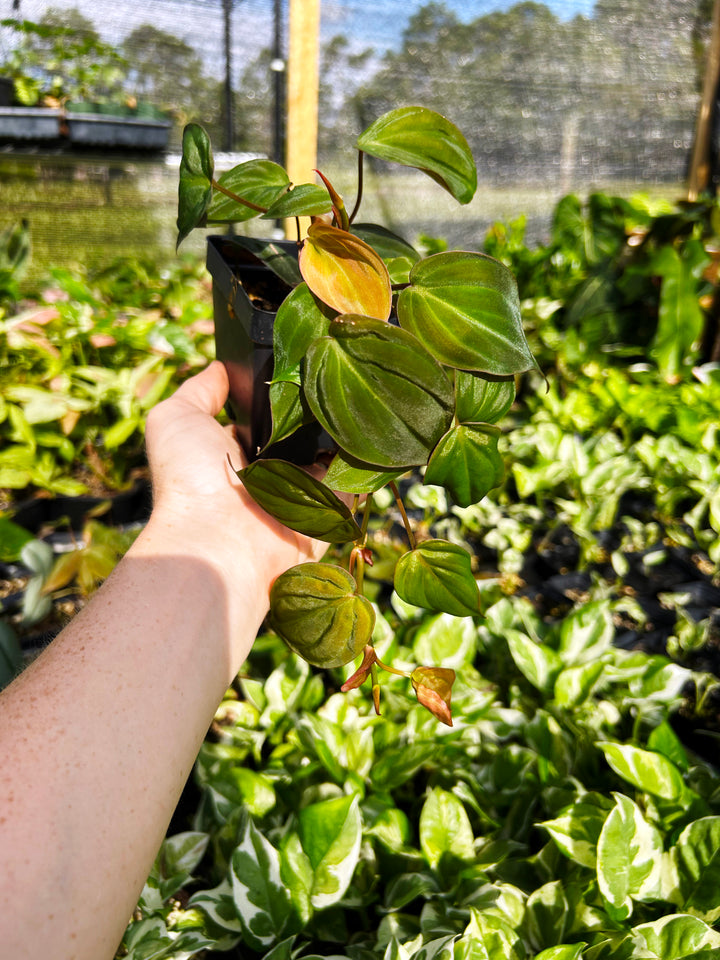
[299,222,392,320]
[411,666,456,726]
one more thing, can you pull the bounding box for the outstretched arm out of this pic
[0,361,325,960]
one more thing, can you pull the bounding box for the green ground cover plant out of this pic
[114,592,720,960]
[0,254,214,501]
[3,187,720,958]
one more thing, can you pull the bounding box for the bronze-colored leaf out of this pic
[299,223,392,320]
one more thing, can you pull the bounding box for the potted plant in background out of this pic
[0,17,171,150]
[177,105,537,723]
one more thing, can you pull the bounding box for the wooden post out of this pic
[688,0,720,200]
[286,0,320,238]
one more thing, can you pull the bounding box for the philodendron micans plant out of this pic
[177,106,536,725]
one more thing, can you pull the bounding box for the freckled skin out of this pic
[0,363,327,960]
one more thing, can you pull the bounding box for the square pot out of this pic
[206,235,334,465]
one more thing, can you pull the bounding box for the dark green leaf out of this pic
[262,183,334,219]
[0,622,23,691]
[269,562,375,668]
[272,282,333,379]
[424,424,504,507]
[238,459,361,543]
[303,315,454,468]
[394,539,480,617]
[267,381,309,448]
[398,251,535,375]
[324,448,406,494]
[650,240,709,381]
[351,223,420,263]
[455,371,516,424]
[208,160,290,222]
[356,106,477,204]
[177,123,213,247]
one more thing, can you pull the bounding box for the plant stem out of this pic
[211,178,267,214]
[355,547,365,596]
[390,481,416,550]
[348,150,364,224]
[361,492,374,541]
[375,655,411,679]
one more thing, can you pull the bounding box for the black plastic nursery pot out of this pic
[207,234,334,465]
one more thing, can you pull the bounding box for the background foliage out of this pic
[3,182,720,956]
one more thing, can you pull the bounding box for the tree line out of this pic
[1,0,712,182]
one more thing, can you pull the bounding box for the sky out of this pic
[8,0,598,56]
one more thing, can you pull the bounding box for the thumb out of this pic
[170,361,229,418]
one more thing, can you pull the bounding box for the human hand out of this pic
[144,361,329,593]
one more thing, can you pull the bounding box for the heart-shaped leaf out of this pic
[356,106,477,205]
[272,282,334,380]
[455,372,516,424]
[394,540,480,617]
[324,448,407,494]
[397,251,535,375]
[267,381,311,448]
[351,223,420,264]
[269,562,375,668]
[262,183,334,220]
[177,123,214,246]
[424,424,504,507]
[299,223,392,320]
[207,160,290,222]
[303,315,454,468]
[238,459,361,543]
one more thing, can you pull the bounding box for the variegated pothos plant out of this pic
[177,106,537,724]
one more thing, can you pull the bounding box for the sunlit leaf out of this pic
[298,794,362,908]
[673,817,720,922]
[176,123,213,246]
[356,106,477,204]
[262,183,334,220]
[303,315,454,468]
[238,459,361,543]
[229,816,292,951]
[597,742,685,800]
[411,666,456,726]
[398,251,534,374]
[424,424,504,507]
[596,793,666,920]
[539,793,614,869]
[269,562,375,667]
[455,371,516,424]
[394,539,480,617]
[630,913,720,958]
[299,223,392,319]
[208,160,290,222]
[506,628,561,694]
[419,788,474,867]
